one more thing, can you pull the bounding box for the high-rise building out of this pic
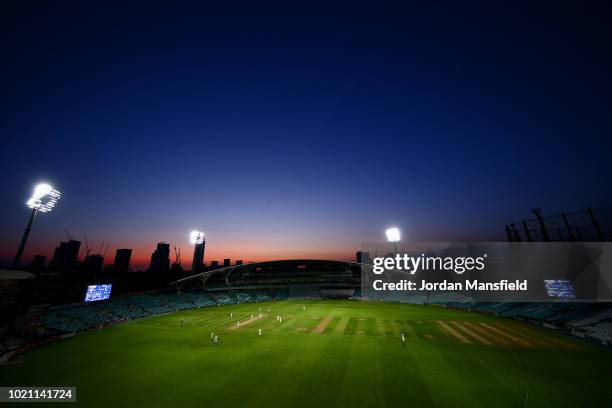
[113,249,132,273]
[235,260,243,265]
[192,241,205,273]
[356,251,371,264]
[223,258,231,267]
[210,260,219,269]
[83,254,104,273]
[30,255,46,273]
[149,243,170,273]
[50,240,81,272]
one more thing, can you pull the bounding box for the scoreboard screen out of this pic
[84,284,112,302]
[544,279,576,299]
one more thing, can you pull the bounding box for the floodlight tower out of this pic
[13,183,61,269]
[190,230,206,273]
[385,227,400,254]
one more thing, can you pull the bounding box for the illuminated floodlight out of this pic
[26,183,61,213]
[190,230,205,244]
[385,227,400,242]
[14,182,61,269]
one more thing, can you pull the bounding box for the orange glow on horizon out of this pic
[3,240,356,271]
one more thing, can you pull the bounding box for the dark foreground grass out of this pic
[1,300,611,407]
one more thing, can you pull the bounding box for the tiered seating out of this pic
[163,294,195,311]
[288,284,320,299]
[471,303,517,314]
[274,289,289,300]
[42,303,118,332]
[129,294,174,315]
[212,293,236,305]
[585,321,612,343]
[428,292,466,303]
[568,307,612,327]
[103,297,149,320]
[545,303,592,323]
[255,292,273,302]
[447,302,478,310]
[184,293,215,307]
[233,292,252,303]
[503,303,566,320]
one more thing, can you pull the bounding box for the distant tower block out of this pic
[150,243,171,273]
[114,248,132,273]
[190,231,206,273]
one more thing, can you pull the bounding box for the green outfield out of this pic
[1,300,611,407]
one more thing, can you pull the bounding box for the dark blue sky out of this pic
[2,1,612,267]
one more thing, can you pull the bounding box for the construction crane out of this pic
[173,245,181,266]
[64,229,73,241]
[83,235,92,258]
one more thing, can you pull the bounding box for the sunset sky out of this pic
[2,2,611,269]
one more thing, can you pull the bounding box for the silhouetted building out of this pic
[171,261,183,273]
[29,255,46,273]
[113,249,132,273]
[356,251,371,264]
[50,240,81,272]
[192,242,205,273]
[223,258,231,267]
[236,260,243,265]
[83,255,104,273]
[149,243,170,273]
[210,260,219,269]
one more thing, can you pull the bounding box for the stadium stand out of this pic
[9,257,610,351]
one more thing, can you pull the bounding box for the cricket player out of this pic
[180,317,184,327]
[258,328,262,336]
[214,334,219,344]
[401,332,406,344]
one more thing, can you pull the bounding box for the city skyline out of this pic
[2,3,612,268]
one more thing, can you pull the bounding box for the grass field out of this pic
[1,300,611,407]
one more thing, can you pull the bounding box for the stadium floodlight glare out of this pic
[386,227,400,242]
[13,182,61,269]
[386,227,400,254]
[26,183,61,213]
[190,230,205,245]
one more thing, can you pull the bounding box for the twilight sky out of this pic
[2,2,612,268]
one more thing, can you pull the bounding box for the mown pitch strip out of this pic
[0,300,610,408]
